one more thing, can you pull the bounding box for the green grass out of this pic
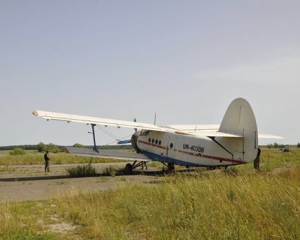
[2,168,298,239]
[54,168,300,239]
[65,164,97,177]
[1,147,300,239]
[0,151,126,165]
[0,201,60,239]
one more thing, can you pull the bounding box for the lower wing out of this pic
[65,146,150,161]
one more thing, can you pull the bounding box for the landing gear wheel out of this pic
[124,163,133,174]
[168,163,175,172]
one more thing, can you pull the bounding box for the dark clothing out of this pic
[44,152,50,172]
[254,148,261,171]
[44,152,49,161]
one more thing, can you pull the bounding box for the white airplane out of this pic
[32,98,282,173]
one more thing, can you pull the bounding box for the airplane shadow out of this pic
[0,168,207,183]
[0,169,164,182]
[0,175,73,182]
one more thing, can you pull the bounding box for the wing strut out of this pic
[209,137,233,159]
[91,124,99,153]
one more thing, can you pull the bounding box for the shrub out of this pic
[73,143,84,148]
[9,148,26,155]
[37,142,46,152]
[102,166,118,177]
[65,164,97,177]
[47,143,63,153]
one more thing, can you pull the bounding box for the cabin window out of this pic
[170,143,173,148]
[155,140,158,144]
[159,140,161,145]
[152,139,154,144]
[148,138,151,143]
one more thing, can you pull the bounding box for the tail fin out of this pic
[219,98,258,162]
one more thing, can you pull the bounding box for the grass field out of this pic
[0,150,127,165]
[0,148,300,239]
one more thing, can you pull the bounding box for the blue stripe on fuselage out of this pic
[141,150,241,167]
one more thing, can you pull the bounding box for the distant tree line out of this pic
[0,145,38,151]
[0,142,133,152]
[266,142,300,148]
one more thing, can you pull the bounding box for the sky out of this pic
[1,0,299,146]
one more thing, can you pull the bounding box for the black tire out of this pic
[124,163,133,174]
[168,163,175,172]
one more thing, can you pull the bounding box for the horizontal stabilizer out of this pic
[193,131,243,138]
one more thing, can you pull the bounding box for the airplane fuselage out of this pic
[136,129,247,167]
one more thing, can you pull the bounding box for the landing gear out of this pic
[167,163,175,172]
[123,161,148,174]
[141,161,148,170]
[124,163,133,174]
[161,162,175,173]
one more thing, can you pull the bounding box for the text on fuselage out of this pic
[183,144,204,153]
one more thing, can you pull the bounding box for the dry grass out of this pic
[51,168,300,239]
[1,147,300,239]
[0,151,126,165]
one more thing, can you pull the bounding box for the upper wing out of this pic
[33,111,283,139]
[32,110,166,132]
[257,134,283,139]
[167,124,283,139]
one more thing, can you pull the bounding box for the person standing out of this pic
[44,151,50,172]
[254,148,261,171]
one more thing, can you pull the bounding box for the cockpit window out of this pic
[140,130,150,136]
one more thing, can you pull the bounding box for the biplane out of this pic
[33,98,282,173]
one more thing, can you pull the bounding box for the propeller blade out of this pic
[117,139,131,144]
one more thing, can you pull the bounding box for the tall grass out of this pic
[0,201,59,239]
[50,168,300,239]
[65,164,97,177]
[1,171,300,239]
[1,148,300,239]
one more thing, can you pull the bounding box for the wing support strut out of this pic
[209,137,233,159]
[91,124,99,153]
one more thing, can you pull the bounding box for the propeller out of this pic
[117,139,132,144]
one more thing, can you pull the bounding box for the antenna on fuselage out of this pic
[154,113,156,125]
[134,118,137,133]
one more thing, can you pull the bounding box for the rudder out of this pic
[219,98,258,162]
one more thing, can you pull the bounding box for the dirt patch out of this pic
[48,222,76,233]
[0,163,162,202]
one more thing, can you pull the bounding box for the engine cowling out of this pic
[131,131,141,153]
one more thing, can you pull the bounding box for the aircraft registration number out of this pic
[183,144,204,153]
